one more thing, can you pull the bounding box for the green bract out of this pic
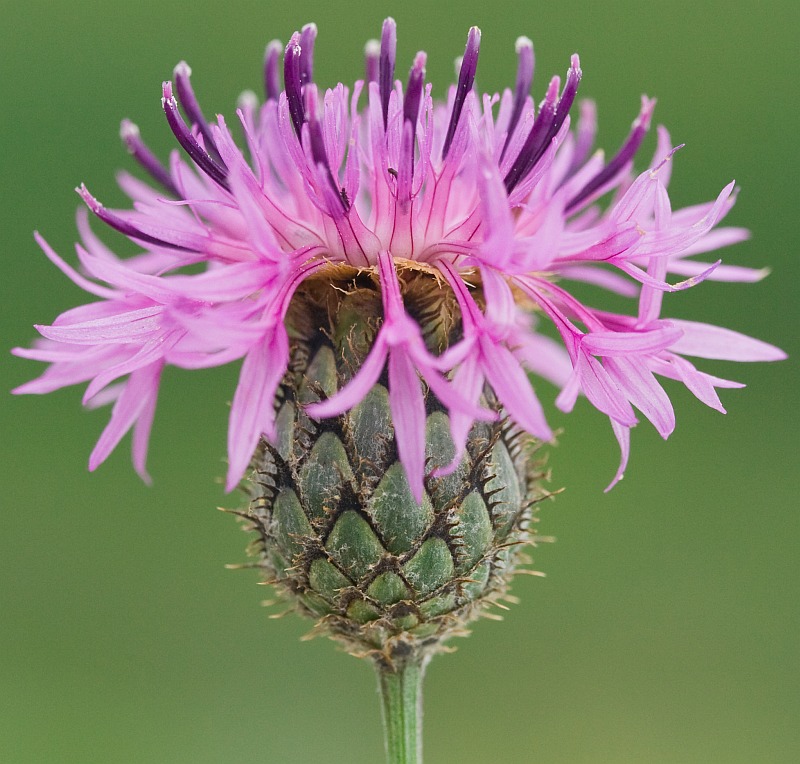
[238,269,553,665]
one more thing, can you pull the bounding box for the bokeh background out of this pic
[1,1,797,762]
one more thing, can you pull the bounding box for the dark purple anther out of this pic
[566,96,655,213]
[379,17,397,129]
[403,51,427,128]
[162,81,230,191]
[546,55,582,147]
[120,120,180,197]
[77,184,190,251]
[299,23,317,86]
[365,39,380,84]
[504,55,581,193]
[264,40,283,101]
[500,36,534,160]
[442,26,481,161]
[504,75,559,192]
[284,34,305,137]
[173,61,222,162]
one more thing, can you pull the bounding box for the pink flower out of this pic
[14,19,785,492]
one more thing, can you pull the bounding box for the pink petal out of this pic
[88,362,162,473]
[36,306,164,345]
[604,420,630,492]
[388,349,427,504]
[305,334,389,419]
[669,320,787,362]
[605,356,675,438]
[226,328,289,491]
[481,336,552,440]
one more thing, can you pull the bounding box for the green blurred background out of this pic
[1,1,797,761]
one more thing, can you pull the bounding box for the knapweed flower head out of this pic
[14,19,784,500]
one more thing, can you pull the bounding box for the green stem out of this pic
[375,653,428,764]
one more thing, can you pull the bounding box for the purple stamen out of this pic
[545,54,581,149]
[162,81,230,191]
[77,184,191,251]
[379,17,397,129]
[365,39,380,84]
[264,40,283,101]
[120,119,180,197]
[284,34,305,137]
[299,23,317,86]
[504,75,559,192]
[442,26,481,161]
[173,61,222,162]
[500,36,534,160]
[504,55,581,193]
[403,51,427,127]
[566,95,655,213]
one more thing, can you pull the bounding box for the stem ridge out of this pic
[376,653,428,764]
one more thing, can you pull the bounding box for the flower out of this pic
[14,19,785,495]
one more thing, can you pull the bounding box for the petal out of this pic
[574,350,637,426]
[604,356,675,438]
[481,336,552,440]
[225,328,289,491]
[604,420,630,492]
[88,362,163,473]
[432,356,484,478]
[669,320,787,361]
[36,306,164,345]
[388,349,427,503]
[305,334,389,419]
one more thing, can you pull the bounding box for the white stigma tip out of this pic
[365,39,380,55]
[515,36,533,52]
[119,119,139,139]
[173,60,192,77]
[237,90,258,110]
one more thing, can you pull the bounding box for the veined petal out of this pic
[36,306,164,345]
[669,320,787,361]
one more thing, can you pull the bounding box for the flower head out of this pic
[14,19,784,494]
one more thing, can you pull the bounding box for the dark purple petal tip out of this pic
[283,34,305,137]
[299,22,317,86]
[403,51,427,127]
[379,17,397,128]
[567,95,656,212]
[442,26,481,160]
[161,81,230,190]
[501,36,535,160]
[119,119,179,197]
[76,184,189,251]
[172,60,221,160]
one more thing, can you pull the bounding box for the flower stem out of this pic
[375,653,428,764]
